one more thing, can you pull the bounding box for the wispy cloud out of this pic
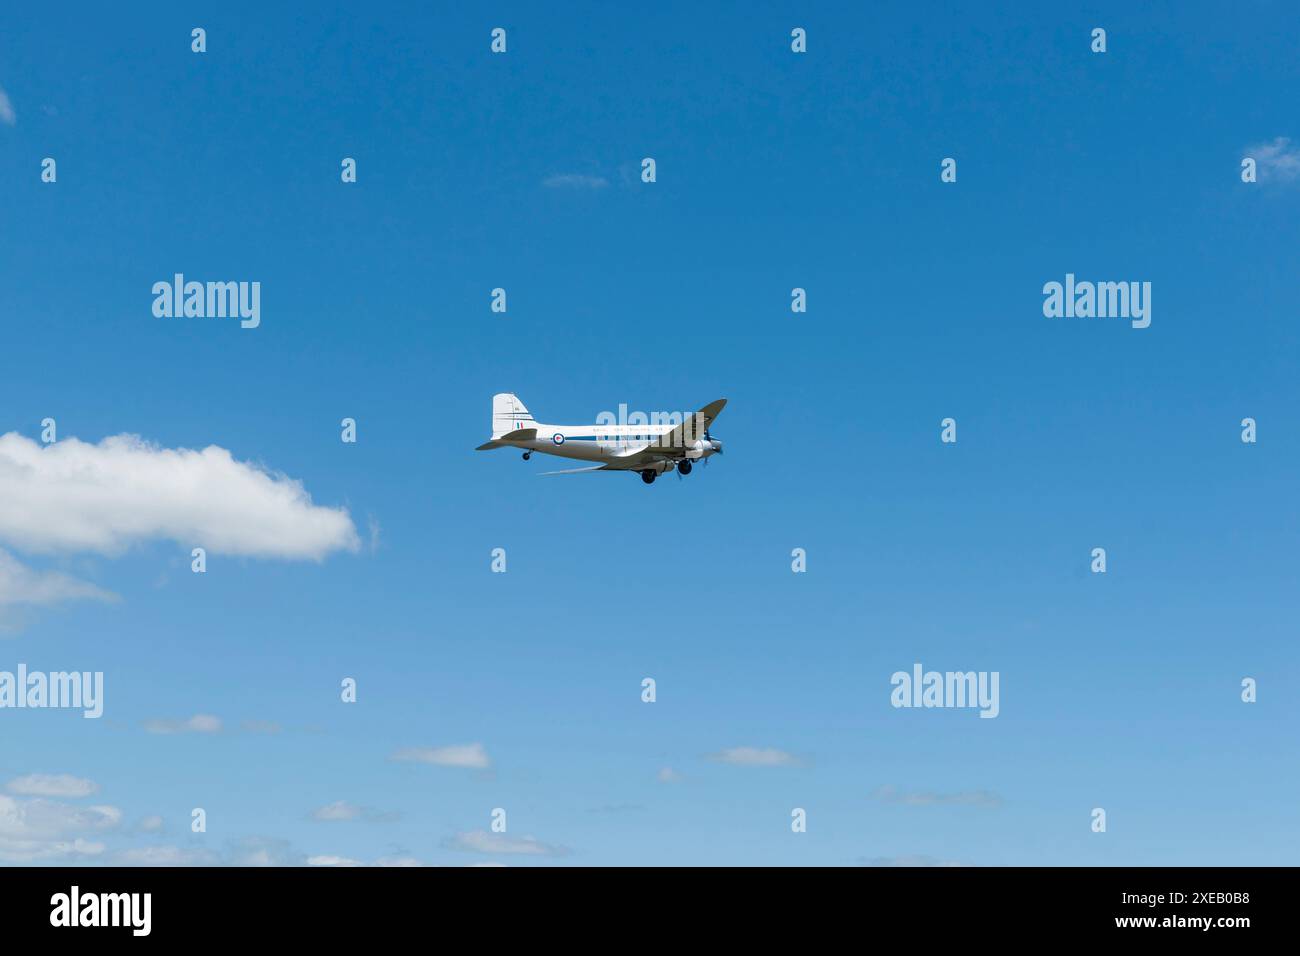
[142,714,222,735]
[114,845,219,866]
[1245,136,1300,182]
[240,719,282,735]
[656,766,684,784]
[0,549,116,613]
[390,743,490,769]
[6,774,99,799]
[112,836,419,867]
[707,746,805,768]
[442,829,569,857]
[307,853,423,867]
[0,87,15,126]
[543,173,609,190]
[308,800,399,823]
[871,785,1003,809]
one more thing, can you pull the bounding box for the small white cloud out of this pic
[443,829,569,857]
[225,836,304,867]
[5,774,99,799]
[543,173,609,189]
[142,714,222,735]
[0,88,14,126]
[134,815,165,833]
[656,766,683,784]
[707,746,804,768]
[310,800,362,822]
[391,743,490,769]
[1245,136,1300,182]
[308,800,397,823]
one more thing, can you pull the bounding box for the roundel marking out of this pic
[552,434,565,445]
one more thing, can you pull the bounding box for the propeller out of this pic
[704,430,722,461]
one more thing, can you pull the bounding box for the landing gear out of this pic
[522,451,531,460]
[678,460,693,476]
[640,470,656,485]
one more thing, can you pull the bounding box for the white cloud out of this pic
[0,432,359,560]
[0,548,116,609]
[0,794,120,862]
[707,746,804,768]
[391,743,490,769]
[308,800,398,823]
[656,766,683,784]
[871,785,1003,809]
[0,88,14,126]
[5,773,99,799]
[311,800,362,821]
[142,714,222,735]
[1246,136,1300,182]
[442,829,569,857]
[543,173,608,189]
[134,815,165,833]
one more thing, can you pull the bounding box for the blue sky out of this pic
[0,1,1297,865]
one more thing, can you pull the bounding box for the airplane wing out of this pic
[475,427,537,450]
[602,398,727,467]
[538,465,609,476]
[654,398,726,453]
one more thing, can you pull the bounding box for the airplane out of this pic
[475,393,726,484]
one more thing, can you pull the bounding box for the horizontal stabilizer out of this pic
[475,427,536,451]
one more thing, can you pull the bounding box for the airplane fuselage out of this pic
[517,423,718,464]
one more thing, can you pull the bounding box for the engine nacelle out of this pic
[646,459,676,474]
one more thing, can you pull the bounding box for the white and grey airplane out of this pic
[475,393,726,484]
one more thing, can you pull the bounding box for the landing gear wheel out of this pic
[678,460,693,476]
[522,452,531,460]
[640,470,656,485]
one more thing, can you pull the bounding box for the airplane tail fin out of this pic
[492,392,537,438]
